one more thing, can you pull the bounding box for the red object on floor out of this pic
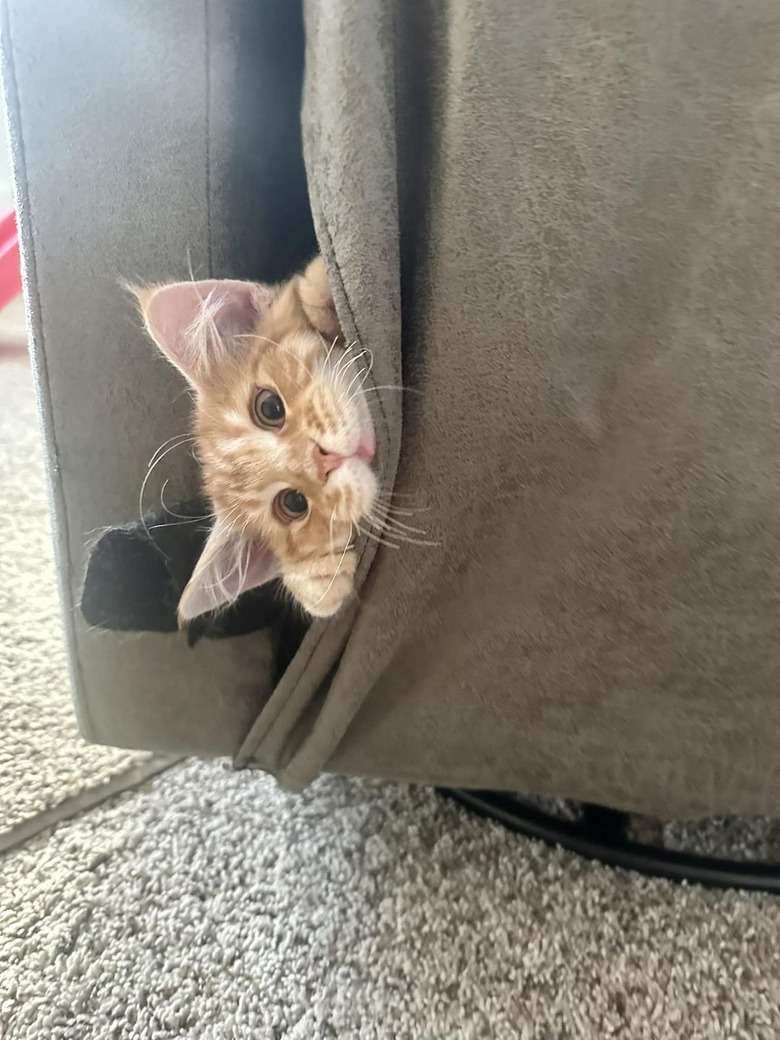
[0,208,22,311]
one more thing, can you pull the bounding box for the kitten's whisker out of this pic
[377,528,439,548]
[159,484,214,523]
[360,385,421,396]
[311,531,353,609]
[324,350,352,395]
[327,343,348,379]
[220,506,245,542]
[374,490,423,502]
[355,522,401,550]
[371,497,431,516]
[369,511,419,534]
[147,433,194,470]
[332,337,357,364]
[185,245,202,285]
[368,509,429,536]
[203,516,254,602]
[374,509,430,521]
[330,354,357,387]
[159,478,212,523]
[237,521,253,592]
[324,335,340,366]
[352,367,374,399]
[332,340,361,378]
[320,335,343,386]
[328,507,337,557]
[206,509,243,565]
[371,498,427,514]
[344,352,377,404]
[324,343,354,393]
[367,513,439,547]
[341,359,382,410]
[343,365,368,405]
[148,517,213,531]
[337,350,369,383]
[139,435,198,546]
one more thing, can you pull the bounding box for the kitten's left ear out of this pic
[133,279,275,387]
[178,522,280,624]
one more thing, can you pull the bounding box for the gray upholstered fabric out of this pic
[1,0,314,755]
[7,0,780,818]
[243,0,780,819]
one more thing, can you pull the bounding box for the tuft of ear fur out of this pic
[178,522,280,624]
[131,279,275,387]
[296,256,341,340]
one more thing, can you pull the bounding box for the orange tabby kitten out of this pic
[136,257,376,621]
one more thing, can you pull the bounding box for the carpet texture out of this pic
[0,358,147,837]
[2,760,780,1040]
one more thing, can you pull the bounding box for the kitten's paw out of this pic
[285,550,357,618]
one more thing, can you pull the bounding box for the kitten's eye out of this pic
[274,489,309,523]
[253,388,285,429]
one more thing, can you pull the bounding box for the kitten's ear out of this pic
[133,279,275,386]
[178,523,280,624]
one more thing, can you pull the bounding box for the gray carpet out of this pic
[3,761,780,1040]
[0,357,147,838]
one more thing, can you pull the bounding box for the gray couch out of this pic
[2,0,315,756]
[6,0,780,820]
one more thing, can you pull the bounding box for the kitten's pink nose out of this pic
[316,446,347,478]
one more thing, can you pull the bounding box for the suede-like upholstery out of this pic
[6,0,780,817]
[1,0,314,755]
[243,0,780,819]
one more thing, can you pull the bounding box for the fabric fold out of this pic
[244,0,780,820]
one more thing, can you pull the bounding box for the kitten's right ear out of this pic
[178,521,280,624]
[131,279,275,387]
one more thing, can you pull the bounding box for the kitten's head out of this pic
[136,258,376,621]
